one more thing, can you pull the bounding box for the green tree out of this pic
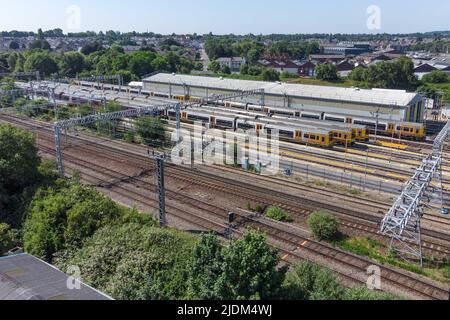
[9,41,20,50]
[262,68,280,81]
[58,52,86,77]
[0,124,40,207]
[282,261,345,300]
[135,116,165,145]
[221,65,231,74]
[28,39,51,50]
[24,51,58,77]
[307,211,339,241]
[316,63,339,81]
[81,41,104,55]
[208,61,221,73]
[128,50,157,77]
[215,231,286,300]
[23,183,122,261]
[55,222,197,300]
[422,70,449,84]
[0,223,20,255]
[188,233,224,299]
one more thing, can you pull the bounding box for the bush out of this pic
[307,211,339,241]
[124,131,135,143]
[343,287,400,300]
[266,206,293,222]
[23,182,122,261]
[282,261,345,300]
[0,223,20,255]
[422,70,449,84]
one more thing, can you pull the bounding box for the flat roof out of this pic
[0,254,112,300]
[144,73,421,108]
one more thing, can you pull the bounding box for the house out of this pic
[309,54,344,64]
[258,59,299,75]
[216,57,246,72]
[336,60,356,77]
[414,63,437,80]
[297,61,316,77]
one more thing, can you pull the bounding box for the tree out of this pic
[188,233,224,299]
[215,231,286,300]
[221,65,231,74]
[262,68,280,81]
[58,52,86,77]
[81,41,104,55]
[282,261,345,300]
[128,51,157,77]
[28,39,51,50]
[208,61,220,73]
[24,51,58,77]
[135,116,166,145]
[422,70,449,84]
[23,183,122,261]
[316,63,339,81]
[0,223,20,255]
[307,211,339,241]
[9,41,20,50]
[0,124,40,201]
[54,222,197,300]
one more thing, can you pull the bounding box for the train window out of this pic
[322,137,325,142]
[304,134,310,139]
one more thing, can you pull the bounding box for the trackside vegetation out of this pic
[0,124,401,300]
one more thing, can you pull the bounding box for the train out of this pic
[68,81,426,140]
[190,105,367,145]
[166,107,342,148]
[260,106,425,141]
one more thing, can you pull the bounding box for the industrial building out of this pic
[143,73,425,123]
[0,254,112,300]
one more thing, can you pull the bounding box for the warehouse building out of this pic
[143,73,425,123]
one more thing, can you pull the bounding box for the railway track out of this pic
[3,112,450,299]
[36,140,450,301]
[3,112,450,257]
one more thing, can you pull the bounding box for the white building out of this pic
[216,57,247,72]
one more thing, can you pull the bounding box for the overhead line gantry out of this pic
[380,120,450,266]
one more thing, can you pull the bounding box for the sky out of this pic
[0,0,449,35]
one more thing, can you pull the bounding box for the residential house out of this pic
[258,59,299,75]
[336,60,356,77]
[297,61,316,77]
[216,57,247,72]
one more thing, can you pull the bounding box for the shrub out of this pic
[0,223,20,255]
[282,261,345,300]
[266,206,293,222]
[307,211,339,241]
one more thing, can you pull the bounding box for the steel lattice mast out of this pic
[381,120,450,265]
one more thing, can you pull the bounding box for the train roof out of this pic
[325,112,424,127]
[260,117,346,134]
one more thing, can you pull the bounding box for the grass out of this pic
[333,236,450,284]
[266,206,293,223]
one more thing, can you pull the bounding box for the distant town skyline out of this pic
[1,0,449,35]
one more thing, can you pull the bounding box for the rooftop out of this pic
[144,73,420,107]
[0,254,112,300]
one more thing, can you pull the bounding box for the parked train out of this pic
[215,102,425,141]
[194,105,366,145]
[166,107,340,148]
